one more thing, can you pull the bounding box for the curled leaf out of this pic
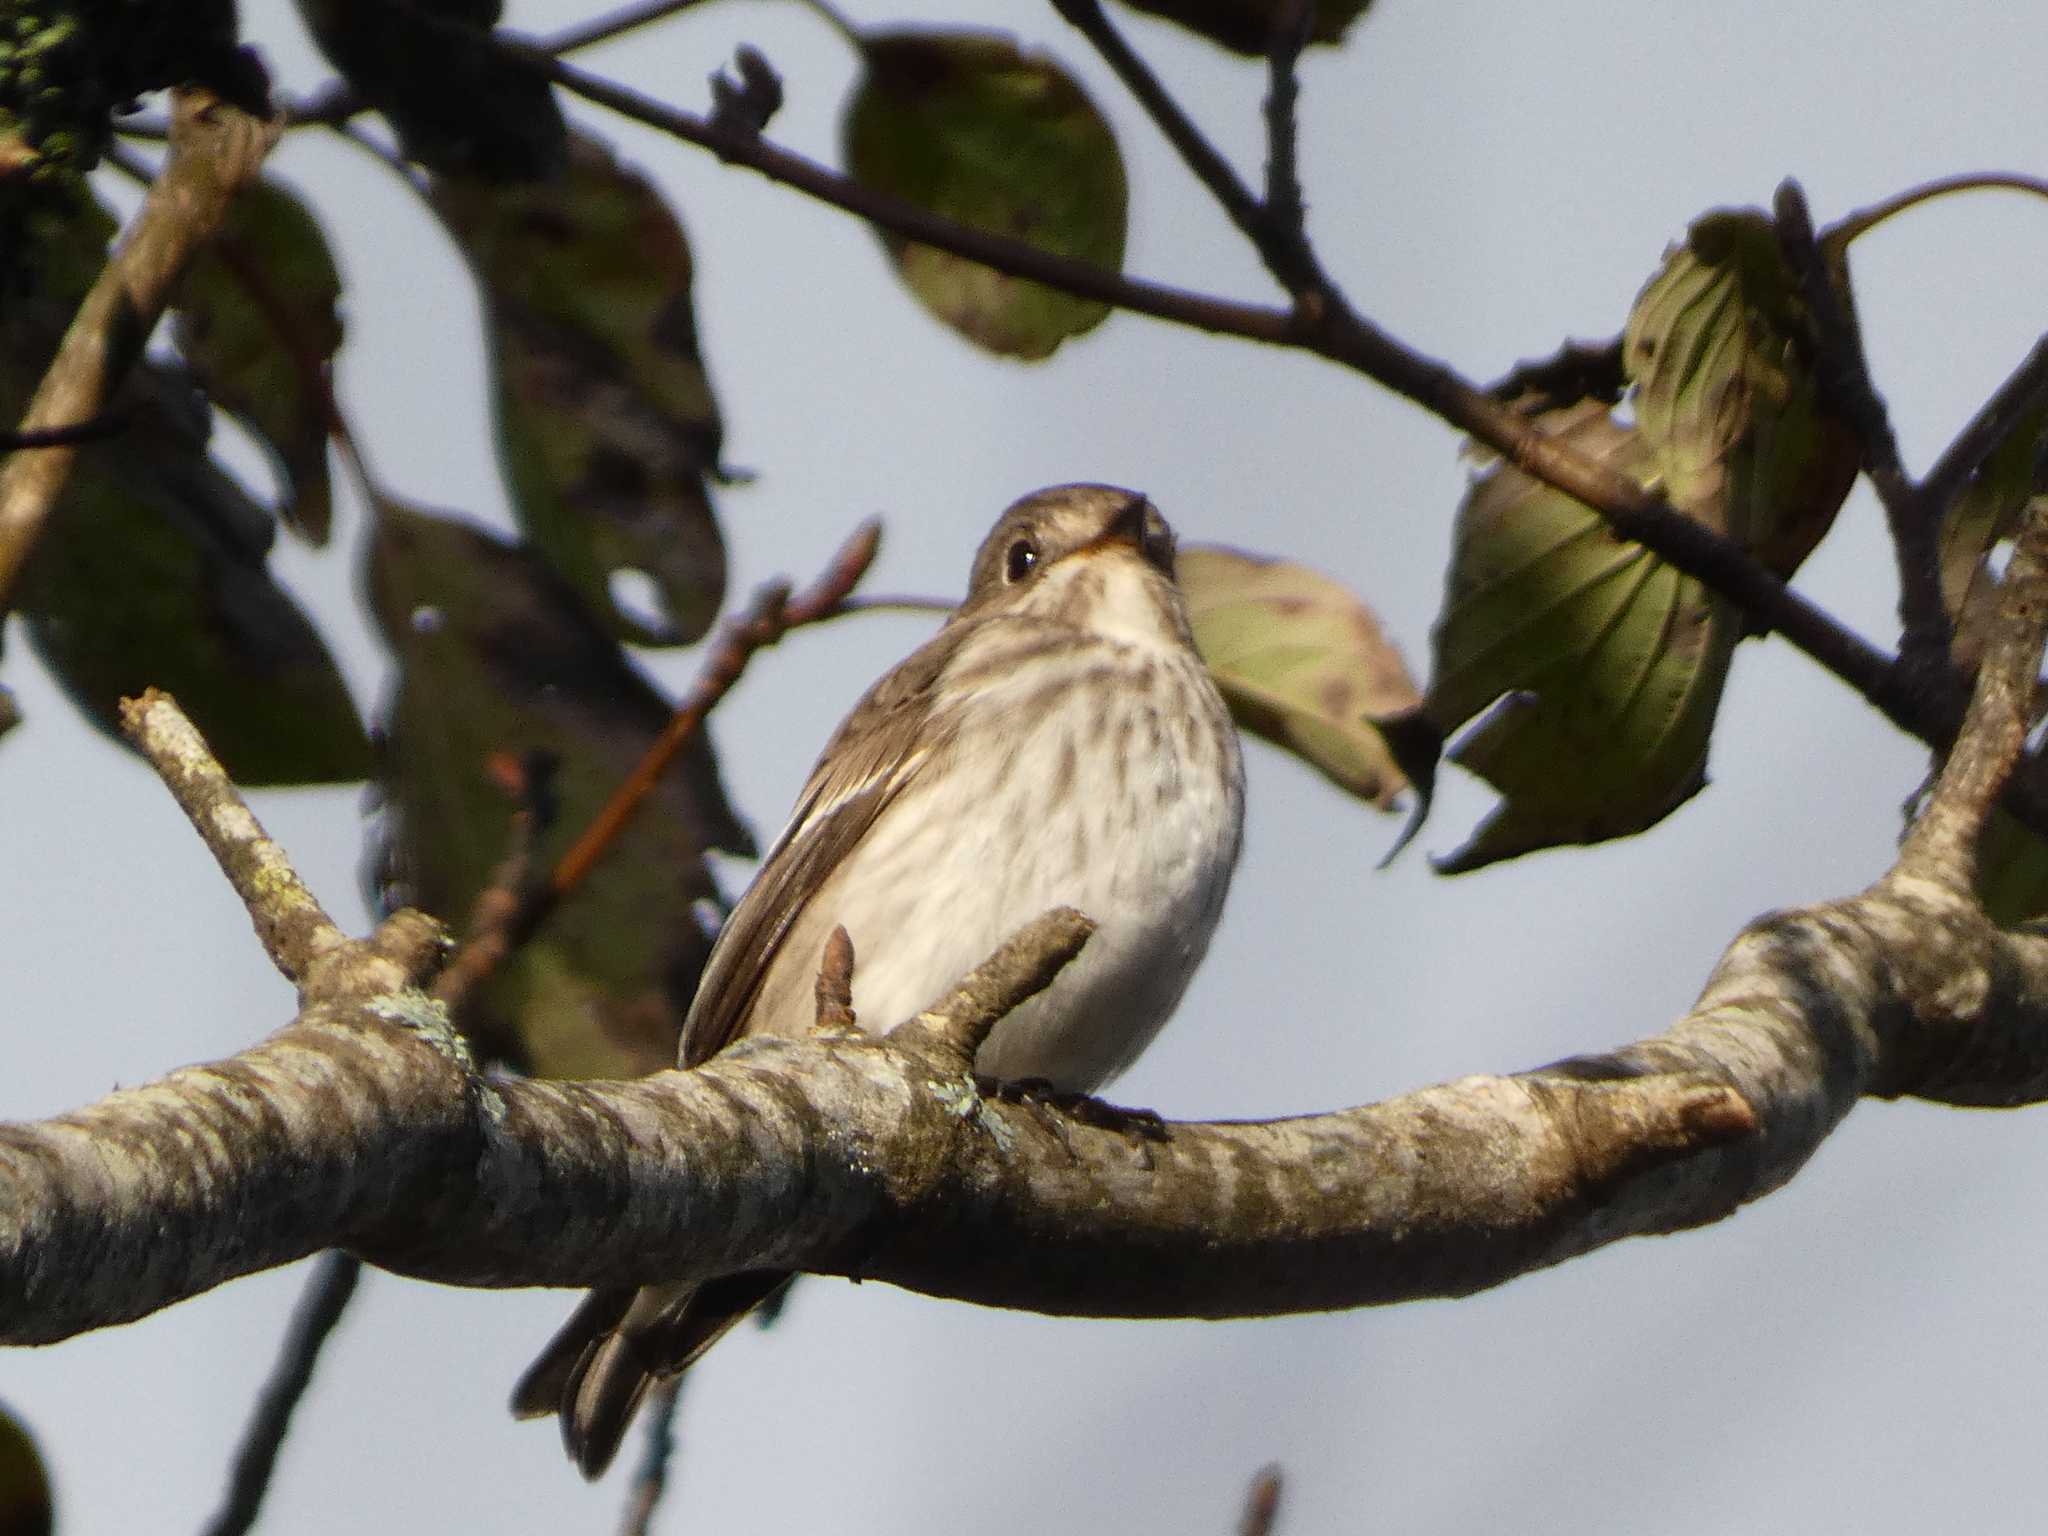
[172,175,344,543]
[1178,543,1424,809]
[434,131,728,646]
[842,29,1127,359]
[1427,404,1739,872]
[366,499,753,1077]
[1624,208,1858,583]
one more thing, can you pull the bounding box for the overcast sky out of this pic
[8,1,2048,1532]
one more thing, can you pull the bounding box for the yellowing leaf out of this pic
[366,499,753,1078]
[434,131,728,647]
[1110,0,1374,56]
[1179,543,1423,808]
[843,29,1127,359]
[172,175,344,543]
[1428,404,1739,872]
[1624,209,1858,581]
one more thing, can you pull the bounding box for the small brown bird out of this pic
[511,484,1246,1476]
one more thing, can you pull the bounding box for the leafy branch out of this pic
[315,5,2048,828]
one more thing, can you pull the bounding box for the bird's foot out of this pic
[977,1076,1170,1166]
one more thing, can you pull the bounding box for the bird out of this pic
[510,483,1246,1477]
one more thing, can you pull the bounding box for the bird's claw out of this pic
[976,1076,1169,1167]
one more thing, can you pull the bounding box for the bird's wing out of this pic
[678,619,971,1067]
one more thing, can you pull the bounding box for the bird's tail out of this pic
[510,1272,792,1479]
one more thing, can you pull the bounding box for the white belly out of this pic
[829,646,1243,1091]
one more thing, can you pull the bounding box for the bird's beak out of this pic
[1090,494,1176,575]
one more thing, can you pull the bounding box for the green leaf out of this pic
[0,0,239,185]
[172,175,344,543]
[1623,208,1859,583]
[434,131,729,647]
[842,29,1127,360]
[1975,806,2048,927]
[14,361,372,786]
[1,198,362,783]
[0,1401,52,1536]
[1427,403,1740,872]
[366,499,754,1079]
[1178,543,1425,808]
[1108,0,1374,57]
[295,0,566,178]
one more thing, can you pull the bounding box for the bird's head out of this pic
[957,484,1187,643]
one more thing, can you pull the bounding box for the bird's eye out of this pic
[1005,538,1039,582]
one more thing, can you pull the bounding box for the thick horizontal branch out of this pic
[4,874,2044,1344]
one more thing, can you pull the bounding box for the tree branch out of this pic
[1260,0,1314,274]
[119,688,352,987]
[0,89,278,612]
[473,40,1977,789]
[616,1380,682,1536]
[284,0,720,127]
[1774,180,1953,670]
[1239,1465,1283,1536]
[278,22,2048,830]
[1917,331,2048,528]
[10,816,2048,1340]
[428,519,884,1014]
[1898,497,2048,890]
[200,1252,362,1536]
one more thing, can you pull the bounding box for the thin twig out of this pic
[286,0,720,126]
[118,689,349,985]
[432,520,885,1004]
[496,37,1947,756]
[616,1380,683,1536]
[1239,1463,1284,1536]
[828,593,953,616]
[1775,179,1952,667]
[1052,0,1318,295]
[0,416,126,450]
[482,35,1301,343]
[431,752,560,1015]
[1898,497,2048,890]
[1826,170,2048,246]
[550,517,883,898]
[888,908,1096,1067]
[107,139,382,524]
[200,1252,363,1536]
[0,88,279,611]
[1918,332,2048,525]
[1260,0,1315,287]
[294,24,2040,830]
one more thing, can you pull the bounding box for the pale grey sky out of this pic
[8,1,2048,1532]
